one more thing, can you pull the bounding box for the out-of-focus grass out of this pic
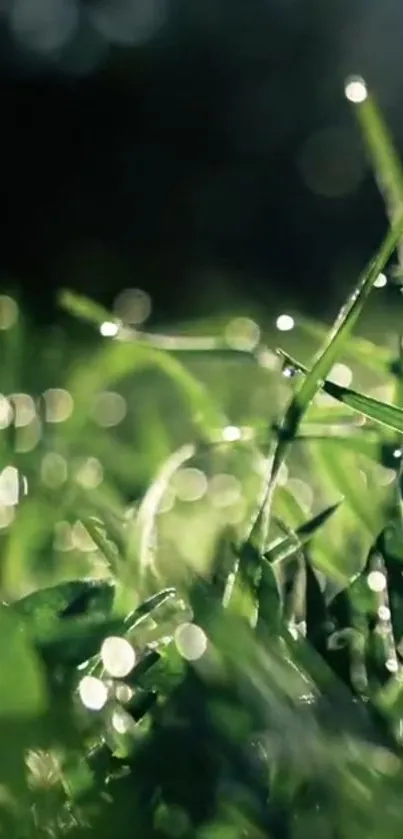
[1,77,403,838]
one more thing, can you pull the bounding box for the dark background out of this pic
[2,0,403,326]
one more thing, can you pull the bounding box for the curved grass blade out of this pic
[64,337,225,444]
[129,444,195,582]
[264,500,342,566]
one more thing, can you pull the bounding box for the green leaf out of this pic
[0,604,47,717]
[264,501,342,566]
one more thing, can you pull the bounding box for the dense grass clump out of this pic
[2,80,403,837]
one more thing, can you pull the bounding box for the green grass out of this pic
[2,79,403,837]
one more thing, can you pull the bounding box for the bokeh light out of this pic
[93,391,127,427]
[100,321,120,337]
[298,126,364,198]
[113,288,151,325]
[9,0,79,55]
[374,272,387,288]
[53,521,74,552]
[225,317,260,351]
[367,571,386,592]
[344,76,368,103]
[208,473,241,508]
[101,636,136,678]
[0,467,20,506]
[175,623,207,661]
[0,396,13,429]
[115,683,133,704]
[222,425,242,442]
[78,676,108,711]
[276,314,294,332]
[88,0,166,46]
[44,389,74,423]
[111,708,133,734]
[75,457,104,489]
[329,363,353,388]
[172,468,208,502]
[40,453,68,488]
[11,393,36,428]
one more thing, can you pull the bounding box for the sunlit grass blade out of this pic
[252,213,403,551]
[264,500,342,566]
[351,86,403,267]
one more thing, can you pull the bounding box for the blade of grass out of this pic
[252,213,403,551]
[352,87,403,268]
[128,443,195,585]
[277,349,403,434]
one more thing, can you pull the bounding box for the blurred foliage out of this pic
[2,78,403,839]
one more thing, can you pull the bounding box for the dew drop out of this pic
[344,76,368,103]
